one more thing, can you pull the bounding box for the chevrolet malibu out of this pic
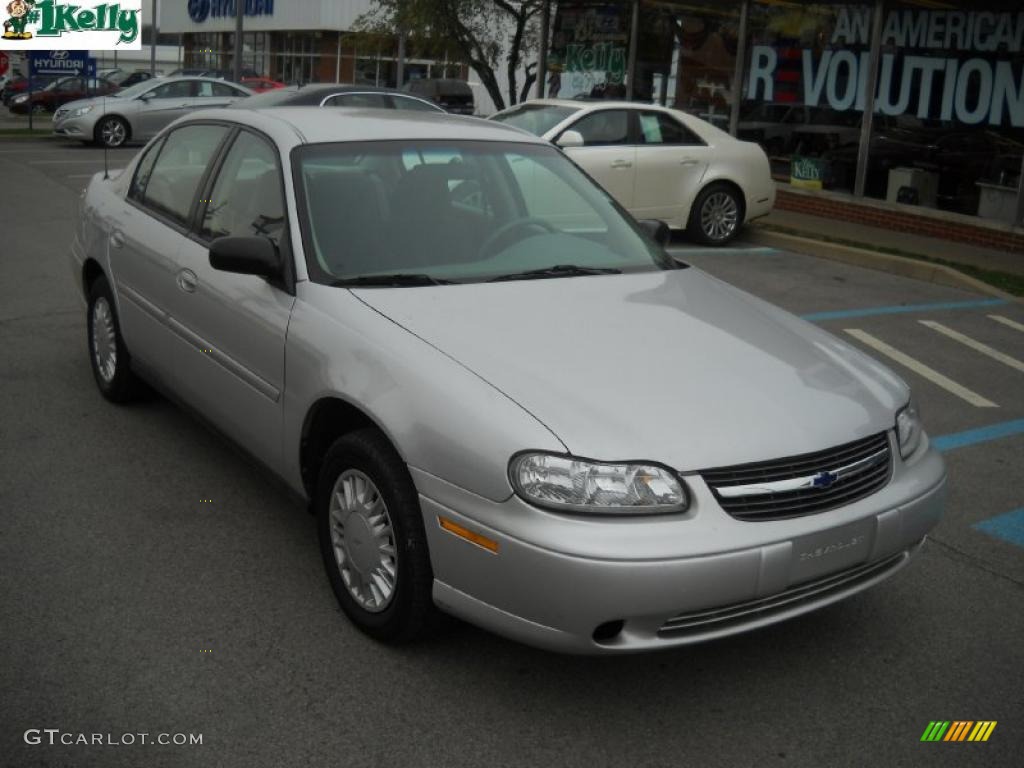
[70,108,946,653]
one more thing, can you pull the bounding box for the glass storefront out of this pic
[541,0,1024,224]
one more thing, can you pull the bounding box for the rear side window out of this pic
[200,130,285,244]
[140,124,228,226]
[128,136,165,202]
[637,112,704,145]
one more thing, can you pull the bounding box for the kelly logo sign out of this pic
[1,0,142,49]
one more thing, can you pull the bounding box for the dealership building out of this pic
[159,0,1023,243]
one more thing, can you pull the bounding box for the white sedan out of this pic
[491,99,775,245]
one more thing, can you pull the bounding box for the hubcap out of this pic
[91,297,117,383]
[102,120,126,147]
[700,192,739,241]
[328,469,398,612]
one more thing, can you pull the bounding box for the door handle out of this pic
[176,269,198,293]
[610,159,632,169]
[109,230,125,249]
[679,158,700,166]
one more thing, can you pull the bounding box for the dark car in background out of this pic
[2,74,63,106]
[9,76,119,114]
[234,83,444,112]
[402,78,474,115]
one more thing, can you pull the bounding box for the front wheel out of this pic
[688,183,744,245]
[87,275,141,403]
[316,429,436,643]
[95,116,128,148]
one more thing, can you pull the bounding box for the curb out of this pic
[749,227,1019,302]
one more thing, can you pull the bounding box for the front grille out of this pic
[701,432,892,521]
[658,548,910,637]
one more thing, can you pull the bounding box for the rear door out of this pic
[170,128,294,470]
[632,110,710,225]
[110,123,231,384]
[558,109,637,210]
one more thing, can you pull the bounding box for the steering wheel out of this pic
[479,217,557,259]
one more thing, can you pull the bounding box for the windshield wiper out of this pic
[331,273,455,287]
[487,264,622,283]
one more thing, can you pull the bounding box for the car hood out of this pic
[352,269,908,471]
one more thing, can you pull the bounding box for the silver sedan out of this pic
[69,107,946,653]
[53,76,252,148]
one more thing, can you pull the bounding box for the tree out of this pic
[353,0,544,112]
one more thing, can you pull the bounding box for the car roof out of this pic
[242,83,420,106]
[187,106,548,146]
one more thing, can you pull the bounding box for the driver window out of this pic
[200,130,285,244]
[147,81,193,99]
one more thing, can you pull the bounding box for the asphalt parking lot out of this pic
[2,138,1022,767]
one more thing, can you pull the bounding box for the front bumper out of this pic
[53,115,94,139]
[414,438,946,654]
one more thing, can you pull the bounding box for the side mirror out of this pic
[638,219,671,248]
[209,236,281,278]
[138,92,152,102]
[556,130,584,148]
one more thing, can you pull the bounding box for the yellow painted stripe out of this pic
[438,516,499,554]
[968,722,985,741]
[980,721,997,741]
[989,315,1024,333]
[920,320,1024,374]
[844,329,998,408]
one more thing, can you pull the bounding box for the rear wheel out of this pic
[688,183,744,245]
[95,116,128,148]
[87,275,141,403]
[316,429,436,643]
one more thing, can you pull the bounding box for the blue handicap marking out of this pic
[932,419,1024,452]
[973,508,1024,549]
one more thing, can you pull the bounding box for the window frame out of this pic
[126,122,233,235]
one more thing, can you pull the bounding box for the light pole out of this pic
[150,0,159,76]
[233,0,245,82]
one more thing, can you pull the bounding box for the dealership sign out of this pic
[188,0,274,24]
[748,8,1024,127]
[0,0,141,49]
[28,49,95,76]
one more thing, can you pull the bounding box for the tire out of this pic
[687,182,744,246]
[316,428,435,643]
[30,102,48,114]
[87,275,141,403]
[95,115,129,148]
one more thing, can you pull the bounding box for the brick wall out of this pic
[775,189,1024,255]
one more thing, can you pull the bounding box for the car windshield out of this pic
[491,104,580,136]
[293,140,676,285]
[112,79,164,98]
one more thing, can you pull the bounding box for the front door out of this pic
[136,80,196,139]
[559,109,637,210]
[169,128,293,470]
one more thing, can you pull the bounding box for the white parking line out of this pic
[920,320,1024,374]
[844,328,998,408]
[29,159,108,164]
[989,315,1024,334]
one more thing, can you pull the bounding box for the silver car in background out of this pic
[53,76,252,148]
[69,108,946,654]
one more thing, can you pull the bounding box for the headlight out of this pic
[896,400,922,459]
[510,452,688,515]
[71,105,93,117]
[13,94,28,103]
